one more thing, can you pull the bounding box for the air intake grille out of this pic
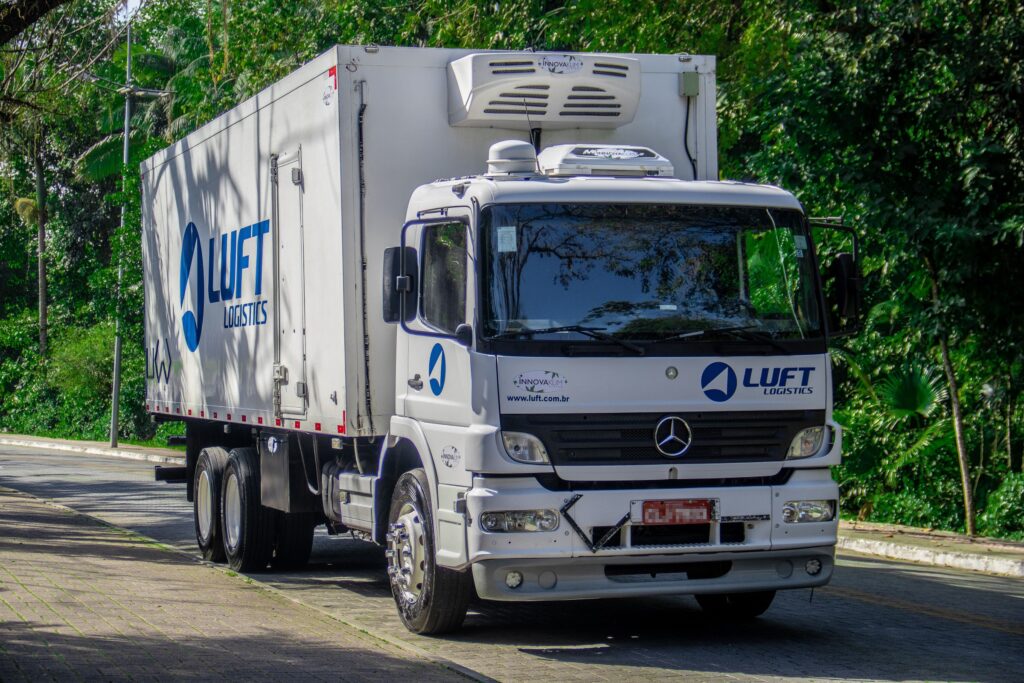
[489,59,536,75]
[500,411,826,466]
[593,62,630,78]
[559,85,622,118]
[484,85,550,115]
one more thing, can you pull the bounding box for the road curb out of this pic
[837,536,1024,578]
[0,436,185,465]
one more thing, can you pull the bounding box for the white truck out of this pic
[143,45,861,634]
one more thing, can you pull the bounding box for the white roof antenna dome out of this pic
[486,140,538,175]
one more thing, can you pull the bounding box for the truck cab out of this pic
[378,140,859,631]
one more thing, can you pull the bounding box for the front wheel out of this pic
[386,468,472,634]
[696,590,776,619]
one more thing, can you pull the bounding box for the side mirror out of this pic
[824,251,862,337]
[454,323,473,348]
[809,219,863,339]
[382,246,417,323]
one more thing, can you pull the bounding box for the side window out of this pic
[420,223,467,334]
[743,227,801,318]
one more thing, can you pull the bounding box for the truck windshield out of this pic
[480,203,822,343]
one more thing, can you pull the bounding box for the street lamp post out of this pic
[105,23,170,447]
[108,22,133,448]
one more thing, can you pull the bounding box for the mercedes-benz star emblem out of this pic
[654,416,693,457]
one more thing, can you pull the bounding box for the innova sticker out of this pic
[513,370,567,394]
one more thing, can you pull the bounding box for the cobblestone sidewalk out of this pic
[0,487,458,682]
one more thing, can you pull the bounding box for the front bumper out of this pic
[472,547,834,601]
[463,469,838,601]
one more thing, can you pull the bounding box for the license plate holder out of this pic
[630,499,718,526]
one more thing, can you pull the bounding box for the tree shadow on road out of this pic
[0,618,452,681]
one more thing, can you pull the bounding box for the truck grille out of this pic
[501,410,826,466]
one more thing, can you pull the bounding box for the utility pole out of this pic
[109,22,132,448]
[101,22,171,447]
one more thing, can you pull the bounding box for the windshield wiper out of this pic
[648,324,789,352]
[488,325,645,355]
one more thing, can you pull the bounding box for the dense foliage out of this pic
[1,0,1021,537]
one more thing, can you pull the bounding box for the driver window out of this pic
[420,223,467,334]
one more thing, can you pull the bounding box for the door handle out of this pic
[408,374,423,390]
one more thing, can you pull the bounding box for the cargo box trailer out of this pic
[143,45,861,634]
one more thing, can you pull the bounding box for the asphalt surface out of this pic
[1,444,1022,682]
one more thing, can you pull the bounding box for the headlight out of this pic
[787,426,827,459]
[782,500,835,523]
[501,431,549,464]
[479,509,560,533]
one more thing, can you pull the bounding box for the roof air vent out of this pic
[486,140,538,175]
[537,144,674,177]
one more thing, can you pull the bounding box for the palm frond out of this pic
[877,364,948,421]
[882,418,952,487]
[74,133,142,182]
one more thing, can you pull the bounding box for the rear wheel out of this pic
[386,468,472,634]
[221,447,274,572]
[270,511,316,570]
[696,590,776,619]
[194,447,230,562]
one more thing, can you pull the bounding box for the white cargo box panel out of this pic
[142,45,719,438]
[142,49,351,435]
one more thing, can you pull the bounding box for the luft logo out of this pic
[701,362,817,401]
[743,366,815,396]
[179,222,205,352]
[179,218,272,351]
[701,362,737,402]
[428,343,446,396]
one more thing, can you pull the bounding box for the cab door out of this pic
[401,217,474,428]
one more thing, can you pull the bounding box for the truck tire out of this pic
[221,447,274,572]
[386,468,472,634]
[270,511,316,570]
[194,447,230,562]
[696,590,776,619]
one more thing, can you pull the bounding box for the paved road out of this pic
[0,488,453,682]
[1,444,1022,682]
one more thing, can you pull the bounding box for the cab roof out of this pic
[409,175,805,215]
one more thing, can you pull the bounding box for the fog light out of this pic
[805,559,823,576]
[480,509,559,532]
[782,500,835,523]
[787,426,827,459]
[505,571,523,589]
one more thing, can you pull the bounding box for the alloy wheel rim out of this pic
[224,471,242,550]
[197,469,213,539]
[386,501,426,607]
